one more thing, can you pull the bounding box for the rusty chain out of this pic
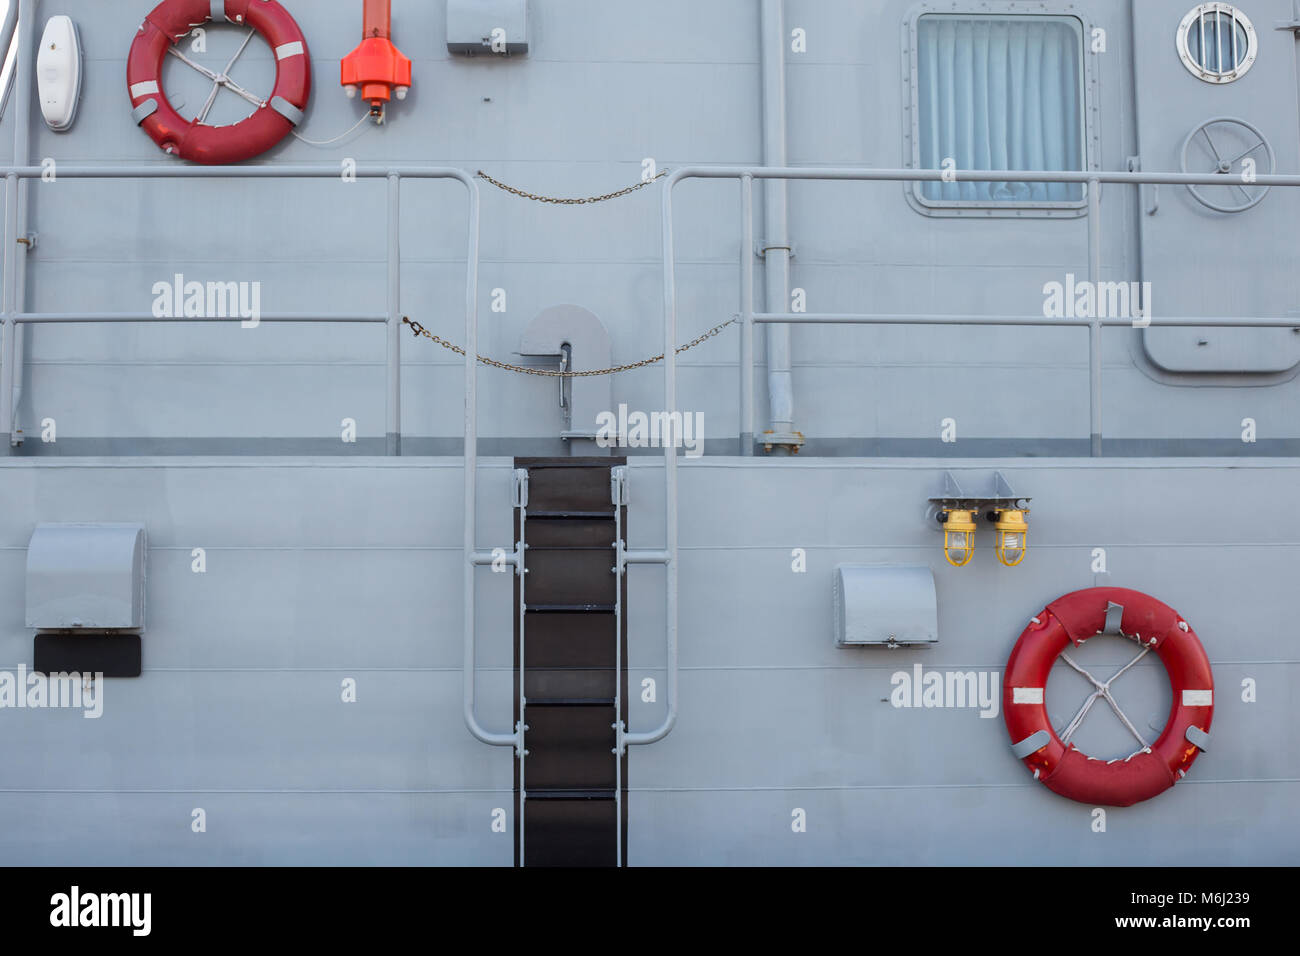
[402,316,736,377]
[477,169,668,204]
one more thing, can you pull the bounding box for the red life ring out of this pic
[127,0,311,164]
[1002,587,1213,807]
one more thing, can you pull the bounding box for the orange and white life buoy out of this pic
[127,0,311,164]
[1003,587,1213,807]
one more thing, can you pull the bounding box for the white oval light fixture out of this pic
[36,16,83,131]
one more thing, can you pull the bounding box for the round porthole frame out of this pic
[1177,4,1258,84]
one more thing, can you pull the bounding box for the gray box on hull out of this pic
[832,564,938,647]
[25,523,146,631]
[447,0,530,55]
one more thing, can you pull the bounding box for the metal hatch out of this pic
[1133,0,1300,373]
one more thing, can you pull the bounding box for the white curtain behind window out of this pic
[917,16,1084,202]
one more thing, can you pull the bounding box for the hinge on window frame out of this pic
[1129,155,1158,216]
[1278,1,1300,33]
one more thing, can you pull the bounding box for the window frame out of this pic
[1176,3,1258,84]
[902,2,1100,219]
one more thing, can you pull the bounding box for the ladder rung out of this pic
[525,604,615,613]
[525,545,615,552]
[526,697,616,707]
[525,790,616,801]
[526,510,615,519]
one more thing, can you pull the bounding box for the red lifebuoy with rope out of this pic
[127,0,311,164]
[1003,587,1214,807]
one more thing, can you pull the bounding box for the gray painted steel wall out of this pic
[0,0,1296,453]
[0,457,1294,864]
[0,1,1296,864]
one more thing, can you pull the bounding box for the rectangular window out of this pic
[912,13,1086,208]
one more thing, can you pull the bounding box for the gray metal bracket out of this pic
[927,471,1031,517]
[760,430,805,453]
[755,240,795,260]
[610,466,628,508]
[519,305,611,454]
[1275,1,1300,34]
[512,468,529,509]
[1129,155,1158,215]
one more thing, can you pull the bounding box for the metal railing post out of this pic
[1,171,16,455]
[740,173,754,456]
[1088,177,1102,458]
[0,317,11,455]
[3,0,34,455]
[10,0,33,450]
[386,172,401,456]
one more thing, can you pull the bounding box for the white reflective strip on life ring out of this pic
[130,80,161,99]
[1182,689,1213,707]
[1013,687,1044,704]
[275,41,305,60]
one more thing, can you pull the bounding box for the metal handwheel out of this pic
[1179,116,1274,213]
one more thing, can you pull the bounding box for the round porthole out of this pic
[1177,4,1257,84]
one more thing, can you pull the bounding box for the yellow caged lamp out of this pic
[992,509,1030,567]
[941,509,979,567]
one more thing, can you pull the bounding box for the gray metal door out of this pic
[1134,0,1300,373]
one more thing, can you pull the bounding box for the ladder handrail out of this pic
[618,167,685,751]
[460,172,521,750]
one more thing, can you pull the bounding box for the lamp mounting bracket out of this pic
[928,471,1031,520]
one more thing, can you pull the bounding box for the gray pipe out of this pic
[8,0,33,446]
[386,173,401,456]
[759,0,795,444]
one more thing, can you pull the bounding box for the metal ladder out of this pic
[462,190,680,864]
[510,458,627,866]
